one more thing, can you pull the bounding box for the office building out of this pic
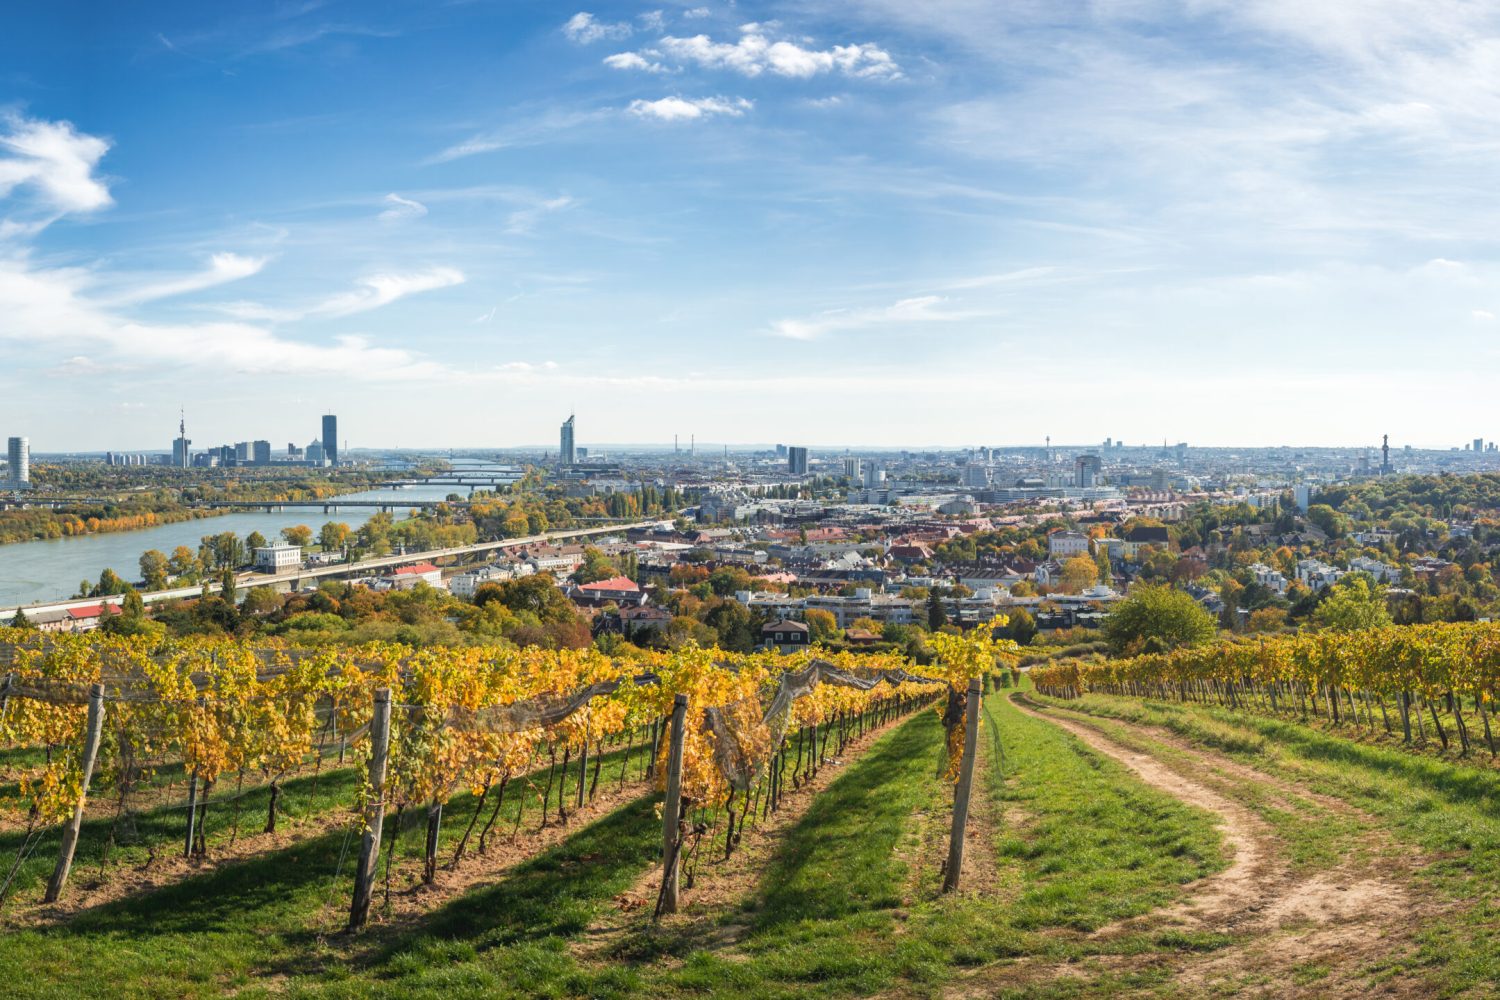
[1475,438,1485,455]
[322,414,338,467]
[6,436,28,488]
[1075,453,1102,488]
[560,414,576,465]
[235,441,251,464]
[253,440,271,466]
[788,446,809,475]
[842,456,862,480]
[307,440,326,466]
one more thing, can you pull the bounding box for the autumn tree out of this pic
[281,524,313,548]
[804,607,839,643]
[319,521,351,552]
[167,545,202,581]
[1060,555,1098,594]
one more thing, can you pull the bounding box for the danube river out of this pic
[0,470,518,609]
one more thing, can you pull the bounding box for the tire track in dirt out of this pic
[971,694,1435,999]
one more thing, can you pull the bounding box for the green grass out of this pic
[1036,691,1500,995]
[0,693,1232,999]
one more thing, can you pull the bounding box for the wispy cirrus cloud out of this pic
[610,23,901,79]
[378,192,427,222]
[768,295,971,340]
[628,96,751,121]
[563,12,631,44]
[107,252,268,305]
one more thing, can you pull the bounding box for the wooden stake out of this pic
[348,687,392,931]
[44,683,105,903]
[657,693,688,917]
[943,678,982,894]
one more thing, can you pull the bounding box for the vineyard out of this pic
[0,623,1496,997]
[0,624,1010,926]
[1031,621,1500,755]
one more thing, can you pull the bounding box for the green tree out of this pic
[139,548,170,591]
[92,568,129,597]
[220,563,238,605]
[1103,585,1216,655]
[9,608,33,630]
[245,531,268,553]
[241,585,283,616]
[926,590,948,631]
[281,524,314,548]
[101,588,163,640]
[1314,576,1392,632]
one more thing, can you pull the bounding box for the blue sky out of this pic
[3,1,1500,451]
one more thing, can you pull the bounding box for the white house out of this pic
[1047,530,1090,558]
[253,544,304,574]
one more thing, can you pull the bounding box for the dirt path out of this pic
[984,694,1434,998]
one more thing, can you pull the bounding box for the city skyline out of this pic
[7,3,1500,447]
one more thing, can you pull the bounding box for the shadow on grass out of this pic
[754,712,944,931]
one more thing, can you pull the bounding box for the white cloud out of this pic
[506,195,575,235]
[311,267,465,318]
[618,24,900,79]
[378,192,427,222]
[217,267,465,322]
[604,51,666,72]
[768,295,967,340]
[638,10,665,32]
[563,12,631,44]
[0,114,113,218]
[1473,309,1495,321]
[109,252,268,305]
[684,7,710,18]
[628,96,752,121]
[0,254,460,381]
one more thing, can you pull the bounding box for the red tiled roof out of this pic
[580,575,641,592]
[67,603,121,620]
[393,563,440,575]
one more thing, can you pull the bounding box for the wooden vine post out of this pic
[348,687,392,931]
[44,683,105,903]
[942,677,982,894]
[657,693,688,917]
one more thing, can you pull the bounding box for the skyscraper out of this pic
[788,446,808,475]
[560,414,576,465]
[322,414,338,467]
[6,437,28,488]
[253,440,272,466]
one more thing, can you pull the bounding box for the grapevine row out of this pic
[1031,621,1500,756]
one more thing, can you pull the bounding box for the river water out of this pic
[0,466,519,608]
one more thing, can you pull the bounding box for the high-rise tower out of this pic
[559,414,576,465]
[6,437,28,488]
[321,414,338,467]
